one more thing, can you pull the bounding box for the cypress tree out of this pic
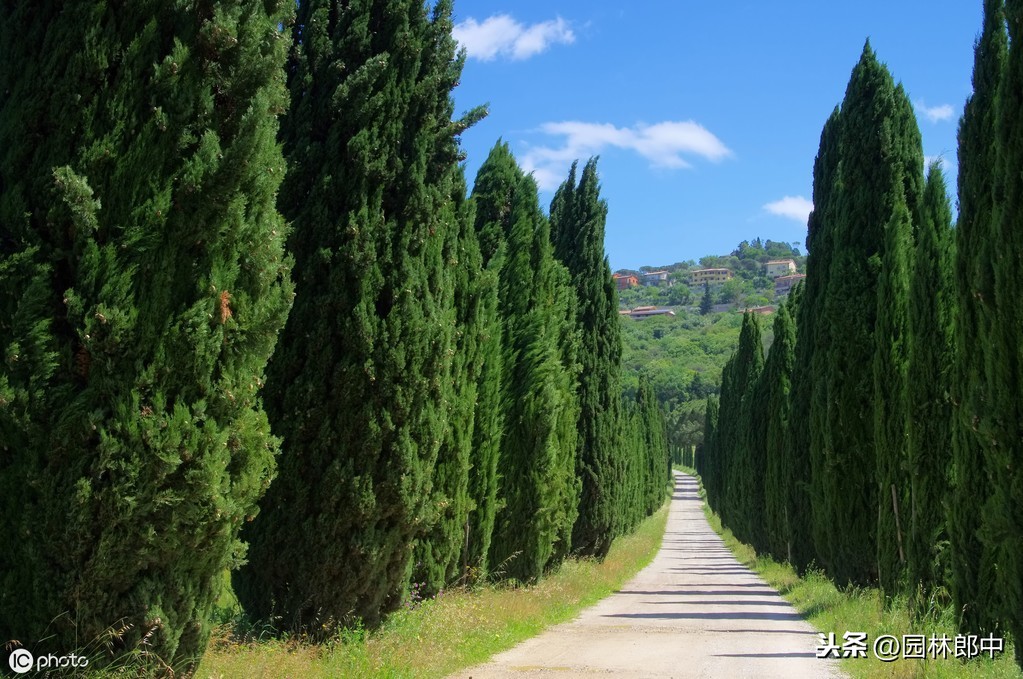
[988,0,1023,662]
[550,159,625,558]
[797,108,841,574]
[412,178,486,597]
[873,185,914,597]
[728,312,764,544]
[472,142,581,583]
[950,0,1005,638]
[234,0,484,630]
[906,162,954,605]
[0,1,293,667]
[700,282,713,315]
[763,298,798,563]
[637,376,670,515]
[461,251,503,580]
[716,313,763,533]
[698,396,719,502]
[817,43,922,586]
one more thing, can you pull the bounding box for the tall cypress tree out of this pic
[715,313,763,533]
[0,1,293,668]
[951,0,1005,638]
[412,176,487,597]
[698,396,718,500]
[550,159,624,558]
[637,376,670,516]
[817,43,922,586]
[873,186,914,597]
[472,142,580,583]
[988,0,1023,663]
[907,162,954,605]
[797,108,841,574]
[725,312,764,543]
[763,297,798,563]
[234,0,484,630]
[461,249,503,580]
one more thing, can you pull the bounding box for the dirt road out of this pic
[454,472,845,678]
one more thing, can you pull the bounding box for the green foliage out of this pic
[799,108,842,574]
[472,142,581,583]
[816,43,922,586]
[719,313,764,542]
[951,0,1006,640]
[987,0,1023,664]
[412,178,488,597]
[761,297,798,563]
[907,162,954,607]
[550,159,624,559]
[699,283,713,315]
[873,187,913,597]
[0,1,293,669]
[234,0,480,631]
[461,251,504,580]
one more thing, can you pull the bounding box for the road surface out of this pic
[454,472,845,678]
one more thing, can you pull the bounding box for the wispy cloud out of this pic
[453,15,574,61]
[763,196,813,223]
[521,120,731,190]
[915,100,955,123]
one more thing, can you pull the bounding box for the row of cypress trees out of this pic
[0,1,671,671]
[699,1,1023,667]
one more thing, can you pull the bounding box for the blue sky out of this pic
[449,1,983,271]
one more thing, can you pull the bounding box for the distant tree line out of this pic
[0,0,670,672]
[699,4,1023,668]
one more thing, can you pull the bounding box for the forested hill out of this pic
[617,238,801,462]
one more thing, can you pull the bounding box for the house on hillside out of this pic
[775,273,806,296]
[613,273,639,290]
[689,268,733,287]
[624,306,676,319]
[766,259,797,278]
[738,305,776,316]
[640,270,671,286]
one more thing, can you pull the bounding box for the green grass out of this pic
[688,473,1022,679]
[195,504,670,678]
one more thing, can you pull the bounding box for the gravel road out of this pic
[453,472,845,678]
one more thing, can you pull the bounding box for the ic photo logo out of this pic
[6,647,89,674]
[8,649,32,674]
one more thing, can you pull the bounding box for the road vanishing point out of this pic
[455,472,845,678]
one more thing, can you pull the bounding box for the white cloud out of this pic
[763,196,813,223]
[520,120,731,190]
[453,15,574,61]
[915,100,955,123]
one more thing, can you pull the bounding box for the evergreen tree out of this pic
[0,2,293,668]
[700,282,713,315]
[715,313,763,532]
[763,297,798,563]
[698,396,719,501]
[461,251,503,580]
[988,0,1023,663]
[817,43,922,586]
[950,0,1005,638]
[412,179,486,597]
[724,312,764,543]
[873,186,914,597]
[797,108,841,573]
[472,142,581,583]
[550,159,625,558]
[637,376,670,515]
[907,162,954,604]
[234,0,484,630]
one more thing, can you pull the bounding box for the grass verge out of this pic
[685,472,1022,679]
[196,503,669,678]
